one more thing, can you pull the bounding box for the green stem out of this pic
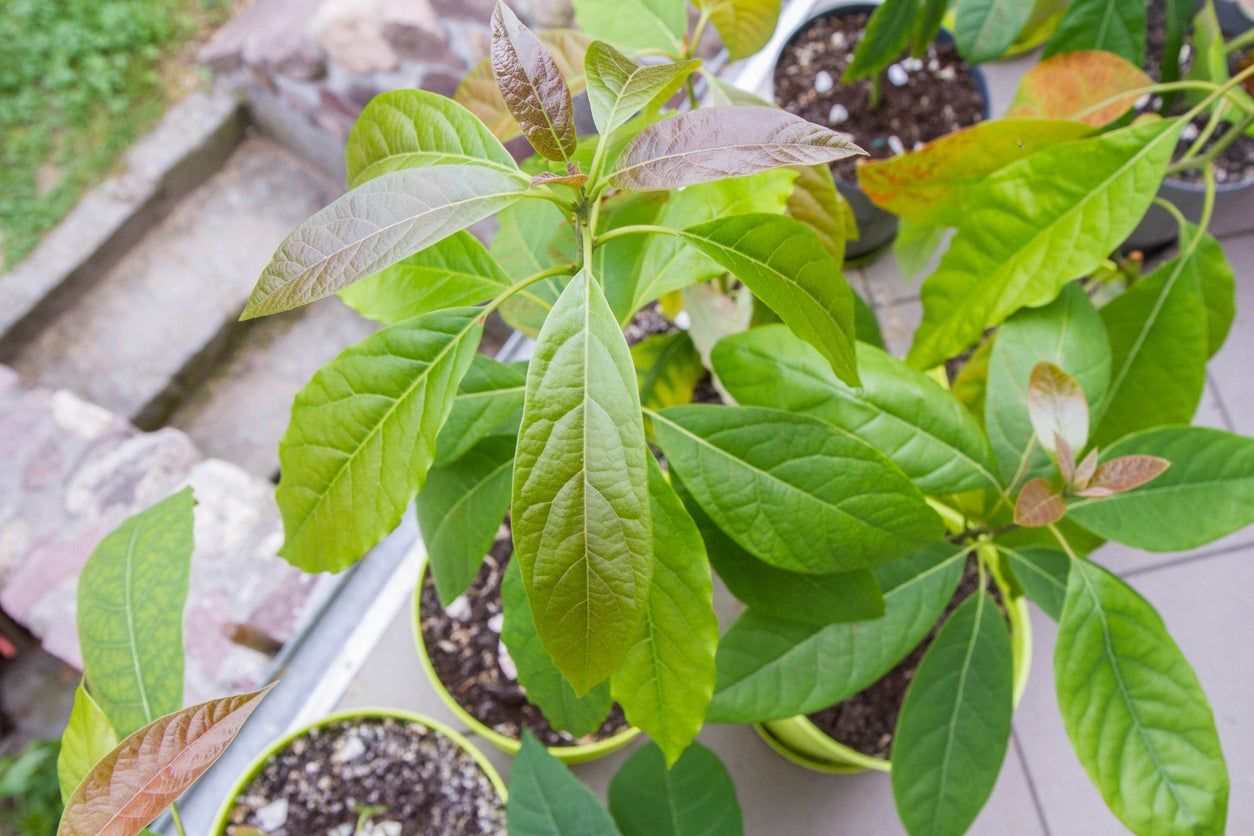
[868,72,883,109]
[518,187,577,212]
[1167,112,1254,176]
[593,223,680,245]
[1226,26,1254,55]
[1047,523,1080,562]
[1067,80,1229,123]
[1178,100,1229,162]
[170,802,187,836]
[482,263,577,317]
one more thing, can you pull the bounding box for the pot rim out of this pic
[766,0,993,186]
[208,706,508,835]
[758,575,1033,774]
[412,560,640,764]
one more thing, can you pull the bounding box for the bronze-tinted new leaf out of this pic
[1076,455,1170,498]
[58,687,271,836]
[1028,361,1089,457]
[530,171,589,188]
[1015,478,1066,527]
[1056,432,1077,484]
[611,107,864,190]
[491,1,576,161]
[1073,448,1100,489]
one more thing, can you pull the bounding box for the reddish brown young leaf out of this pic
[1028,361,1089,458]
[1015,478,1067,527]
[490,1,576,161]
[1073,447,1100,490]
[530,171,589,188]
[1009,50,1152,128]
[1076,455,1171,498]
[59,687,271,836]
[611,107,864,190]
[1056,432,1077,485]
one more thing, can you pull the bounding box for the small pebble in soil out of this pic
[828,103,849,124]
[228,718,505,835]
[886,64,908,86]
[815,70,833,92]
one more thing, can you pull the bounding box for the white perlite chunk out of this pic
[815,70,834,93]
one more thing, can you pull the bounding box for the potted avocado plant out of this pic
[211,708,507,834]
[225,1,1254,834]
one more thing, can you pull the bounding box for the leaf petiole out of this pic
[593,224,681,245]
[481,263,578,318]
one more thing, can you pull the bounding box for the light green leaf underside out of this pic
[417,434,514,606]
[1055,559,1227,833]
[435,355,527,467]
[680,214,858,384]
[77,488,194,737]
[891,591,1014,836]
[653,404,942,574]
[508,733,622,835]
[909,119,1180,369]
[512,270,652,694]
[277,308,482,572]
[58,683,118,803]
[707,543,965,723]
[611,461,717,765]
[345,88,519,187]
[572,0,685,52]
[607,741,744,835]
[501,559,613,737]
[1068,426,1254,551]
[713,325,997,495]
[985,284,1110,485]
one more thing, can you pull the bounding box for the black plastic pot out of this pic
[768,1,991,260]
[1217,0,1254,35]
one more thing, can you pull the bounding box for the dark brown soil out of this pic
[806,558,1007,759]
[226,717,505,835]
[1143,1,1254,184]
[773,9,985,182]
[624,301,674,345]
[419,532,630,747]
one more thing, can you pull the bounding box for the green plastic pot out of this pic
[413,562,640,764]
[757,567,1033,774]
[210,707,507,835]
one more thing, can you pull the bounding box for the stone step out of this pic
[7,137,337,428]
[169,297,377,478]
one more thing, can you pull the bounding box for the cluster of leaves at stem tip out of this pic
[54,0,1254,834]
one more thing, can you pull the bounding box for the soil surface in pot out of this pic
[419,534,631,747]
[226,717,505,835]
[1143,0,1254,185]
[774,10,985,181]
[806,558,1007,759]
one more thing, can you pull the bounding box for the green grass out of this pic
[0,739,61,835]
[0,0,230,270]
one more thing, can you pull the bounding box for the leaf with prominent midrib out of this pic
[1068,426,1254,551]
[345,89,519,187]
[628,171,796,319]
[985,284,1110,485]
[1008,50,1153,127]
[58,684,118,803]
[608,742,744,836]
[1092,239,1209,447]
[277,308,482,572]
[953,0,1034,63]
[1056,560,1227,833]
[491,1,576,161]
[1001,545,1069,620]
[892,590,1013,836]
[857,119,1091,226]
[585,43,698,136]
[908,119,1180,369]
[508,732,622,835]
[679,214,858,384]
[58,688,271,836]
[242,166,527,319]
[673,473,884,625]
[611,107,863,191]
[1043,0,1147,64]
[435,355,527,466]
[501,560,612,736]
[611,461,717,765]
[696,0,781,60]
[417,435,514,605]
[78,488,194,738]
[572,0,685,53]
[707,543,965,723]
[713,326,997,495]
[512,270,652,694]
[652,404,942,574]
[338,231,516,325]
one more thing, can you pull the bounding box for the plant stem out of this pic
[593,223,680,245]
[482,263,577,317]
[170,802,187,836]
[518,187,577,212]
[1167,112,1254,175]
[868,72,883,109]
[1178,100,1229,162]
[1067,80,1230,123]
[1046,523,1080,562]
[1227,26,1254,55]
